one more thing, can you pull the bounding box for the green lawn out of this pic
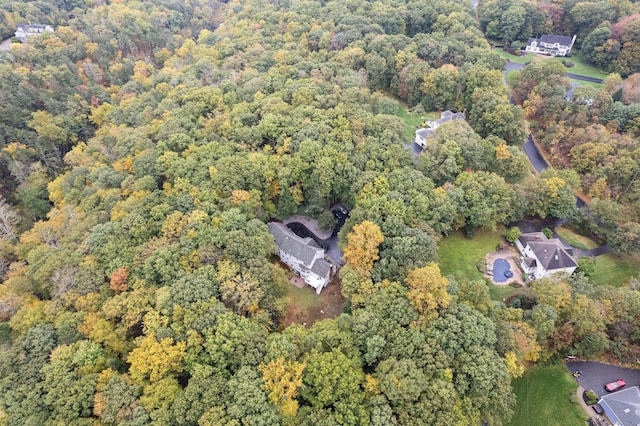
[551,51,608,80]
[494,49,540,64]
[494,48,607,82]
[554,226,599,250]
[591,253,640,287]
[508,362,589,426]
[438,229,521,301]
[396,103,439,140]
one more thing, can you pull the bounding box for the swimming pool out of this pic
[492,258,512,283]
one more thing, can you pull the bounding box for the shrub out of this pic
[476,259,486,273]
[577,257,596,277]
[542,227,553,239]
[509,282,523,288]
[585,390,599,405]
[569,393,580,405]
[561,59,575,68]
[504,226,521,243]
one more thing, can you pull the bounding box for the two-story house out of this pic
[268,222,334,294]
[516,232,578,280]
[525,34,577,57]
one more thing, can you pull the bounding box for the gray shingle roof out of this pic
[518,232,577,270]
[540,34,573,47]
[268,222,322,266]
[416,128,434,138]
[527,241,577,270]
[599,386,640,426]
[311,258,332,278]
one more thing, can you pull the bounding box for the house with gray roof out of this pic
[414,110,465,147]
[15,24,54,42]
[268,222,334,293]
[515,232,578,279]
[598,386,640,426]
[525,34,576,57]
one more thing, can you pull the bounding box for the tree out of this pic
[609,222,640,253]
[258,357,306,417]
[128,334,186,384]
[0,196,20,241]
[470,88,526,145]
[110,267,129,293]
[405,263,452,327]
[504,226,521,243]
[301,349,368,425]
[454,171,518,233]
[342,221,384,279]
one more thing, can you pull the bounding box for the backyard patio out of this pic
[485,245,525,286]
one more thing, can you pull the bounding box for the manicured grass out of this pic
[591,253,640,288]
[554,226,599,250]
[438,229,502,283]
[494,49,540,64]
[489,284,522,302]
[396,103,439,140]
[438,229,521,301]
[508,362,589,426]
[551,51,608,80]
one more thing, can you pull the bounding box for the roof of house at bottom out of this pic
[267,222,322,266]
[599,386,640,426]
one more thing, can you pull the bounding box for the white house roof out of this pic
[268,222,322,266]
[599,386,640,426]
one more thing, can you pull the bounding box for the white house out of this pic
[525,34,576,57]
[268,222,334,294]
[516,232,578,280]
[15,24,54,42]
[414,110,466,147]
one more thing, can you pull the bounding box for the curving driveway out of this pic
[566,361,640,396]
[523,134,549,172]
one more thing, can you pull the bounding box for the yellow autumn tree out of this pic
[342,220,384,279]
[128,333,186,384]
[405,263,452,327]
[258,357,306,417]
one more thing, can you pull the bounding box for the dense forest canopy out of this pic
[0,0,639,424]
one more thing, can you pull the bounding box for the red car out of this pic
[605,379,626,392]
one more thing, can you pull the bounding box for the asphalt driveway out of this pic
[566,361,640,397]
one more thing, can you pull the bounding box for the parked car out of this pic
[605,379,626,392]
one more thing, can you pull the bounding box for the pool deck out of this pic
[484,246,524,286]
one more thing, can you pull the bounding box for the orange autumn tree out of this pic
[110,267,129,293]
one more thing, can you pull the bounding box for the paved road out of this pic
[566,73,603,84]
[567,361,640,397]
[0,38,11,51]
[523,134,549,172]
[576,245,610,257]
[505,61,525,71]
[505,61,605,84]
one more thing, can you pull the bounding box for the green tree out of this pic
[301,349,369,425]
